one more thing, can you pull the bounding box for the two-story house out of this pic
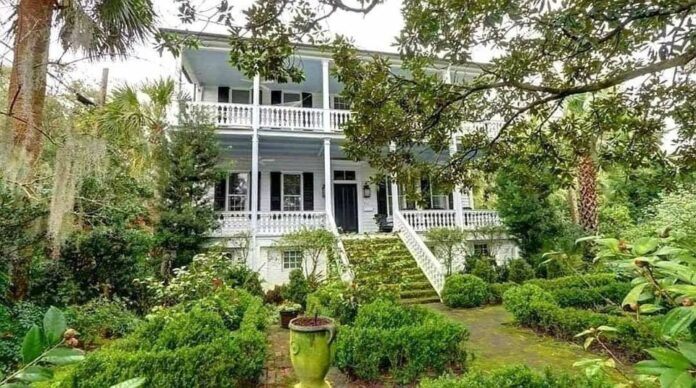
[167,28,518,296]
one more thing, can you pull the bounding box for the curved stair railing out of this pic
[393,211,445,296]
[325,213,354,283]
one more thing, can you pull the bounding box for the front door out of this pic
[333,184,358,233]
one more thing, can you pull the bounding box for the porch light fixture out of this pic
[362,184,371,198]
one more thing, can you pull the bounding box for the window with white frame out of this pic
[427,178,450,210]
[227,173,249,211]
[333,96,350,110]
[283,92,301,106]
[282,250,303,270]
[231,89,251,104]
[282,173,302,211]
[473,243,490,257]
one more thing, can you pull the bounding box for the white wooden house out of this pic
[167,29,519,291]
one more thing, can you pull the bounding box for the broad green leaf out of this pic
[622,283,648,307]
[583,337,595,350]
[665,285,696,298]
[647,347,692,370]
[109,377,147,388]
[659,368,693,388]
[42,347,84,365]
[575,328,595,337]
[662,307,696,338]
[635,360,670,376]
[655,246,688,257]
[575,235,600,245]
[21,325,44,364]
[634,237,659,255]
[596,238,620,253]
[677,341,696,365]
[596,325,618,332]
[15,366,53,382]
[639,304,664,314]
[43,307,66,346]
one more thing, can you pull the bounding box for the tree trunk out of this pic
[566,183,579,225]
[3,0,54,183]
[577,154,599,233]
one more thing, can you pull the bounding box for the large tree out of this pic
[2,0,156,184]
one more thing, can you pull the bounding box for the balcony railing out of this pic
[214,211,326,236]
[462,210,501,229]
[185,102,352,132]
[400,209,502,232]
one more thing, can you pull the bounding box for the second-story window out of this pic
[282,173,302,211]
[227,172,249,211]
[333,96,350,110]
[231,89,250,104]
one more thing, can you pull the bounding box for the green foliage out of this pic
[282,269,311,308]
[136,251,264,309]
[421,365,611,387]
[156,114,224,272]
[334,299,468,383]
[441,274,488,308]
[525,274,618,290]
[63,288,268,387]
[273,229,336,282]
[623,188,696,240]
[503,284,555,324]
[425,227,468,275]
[506,259,535,283]
[468,258,497,283]
[487,282,517,305]
[263,284,286,305]
[65,299,140,346]
[0,302,44,374]
[306,280,394,325]
[550,282,632,309]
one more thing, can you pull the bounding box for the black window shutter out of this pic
[271,90,282,105]
[217,87,230,103]
[303,172,314,211]
[270,172,281,211]
[377,181,387,215]
[420,177,431,209]
[214,178,226,211]
[301,93,313,108]
[448,193,454,210]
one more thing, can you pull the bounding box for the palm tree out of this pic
[3,0,156,184]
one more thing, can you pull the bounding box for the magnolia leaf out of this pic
[583,337,595,350]
[575,328,595,338]
[665,285,696,298]
[575,235,601,245]
[43,307,66,346]
[647,347,692,370]
[21,325,44,364]
[634,238,659,255]
[15,366,53,382]
[109,377,147,388]
[654,246,687,257]
[635,360,670,376]
[662,307,696,338]
[595,238,620,252]
[639,304,664,314]
[622,283,648,307]
[42,347,85,365]
[596,325,618,332]
[659,368,693,388]
[677,342,696,365]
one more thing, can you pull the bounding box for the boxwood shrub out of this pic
[550,282,632,309]
[442,274,489,308]
[334,299,468,384]
[63,288,268,387]
[487,282,517,305]
[504,286,660,361]
[525,274,618,290]
[420,365,611,388]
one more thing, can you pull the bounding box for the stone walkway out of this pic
[426,303,599,373]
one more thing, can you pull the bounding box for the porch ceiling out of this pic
[183,48,344,93]
[217,135,348,159]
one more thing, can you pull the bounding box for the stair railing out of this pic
[325,213,354,283]
[393,210,445,296]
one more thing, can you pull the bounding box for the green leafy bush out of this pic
[550,282,632,309]
[263,284,286,305]
[335,299,468,384]
[487,282,517,305]
[507,259,535,283]
[282,269,311,307]
[64,288,268,387]
[442,274,489,308]
[525,273,617,290]
[0,302,44,374]
[421,365,611,387]
[306,280,396,324]
[502,284,554,323]
[65,298,139,346]
[469,259,497,283]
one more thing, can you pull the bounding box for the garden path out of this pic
[426,303,596,373]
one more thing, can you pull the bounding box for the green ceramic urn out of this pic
[289,316,336,388]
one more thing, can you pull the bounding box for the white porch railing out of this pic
[329,109,351,131]
[185,102,254,126]
[461,120,504,138]
[393,211,445,296]
[259,106,324,131]
[215,212,252,236]
[462,210,501,229]
[257,211,326,235]
[401,210,457,232]
[326,213,353,282]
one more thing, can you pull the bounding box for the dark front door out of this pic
[334,184,358,233]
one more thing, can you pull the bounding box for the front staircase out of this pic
[342,235,440,304]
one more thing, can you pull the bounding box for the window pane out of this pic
[333,171,344,180]
[345,171,356,180]
[284,196,301,211]
[231,90,250,104]
[283,250,303,269]
[284,93,301,103]
[283,174,301,195]
[229,173,249,195]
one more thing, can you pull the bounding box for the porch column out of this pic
[322,59,330,132]
[250,74,260,265]
[450,135,464,227]
[389,143,400,219]
[322,59,333,216]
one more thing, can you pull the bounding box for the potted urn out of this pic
[279,302,302,329]
[289,316,336,388]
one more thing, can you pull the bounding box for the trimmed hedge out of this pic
[525,274,618,290]
[487,282,517,305]
[335,299,468,384]
[442,274,488,308]
[421,365,611,388]
[64,288,268,387]
[551,282,632,309]
[503,285,660,361]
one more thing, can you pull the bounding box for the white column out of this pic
[450,136,464,228]
[322,59,331,132]
[324,139,332,215]
[389,143,400,220]
[250,74,260,265]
